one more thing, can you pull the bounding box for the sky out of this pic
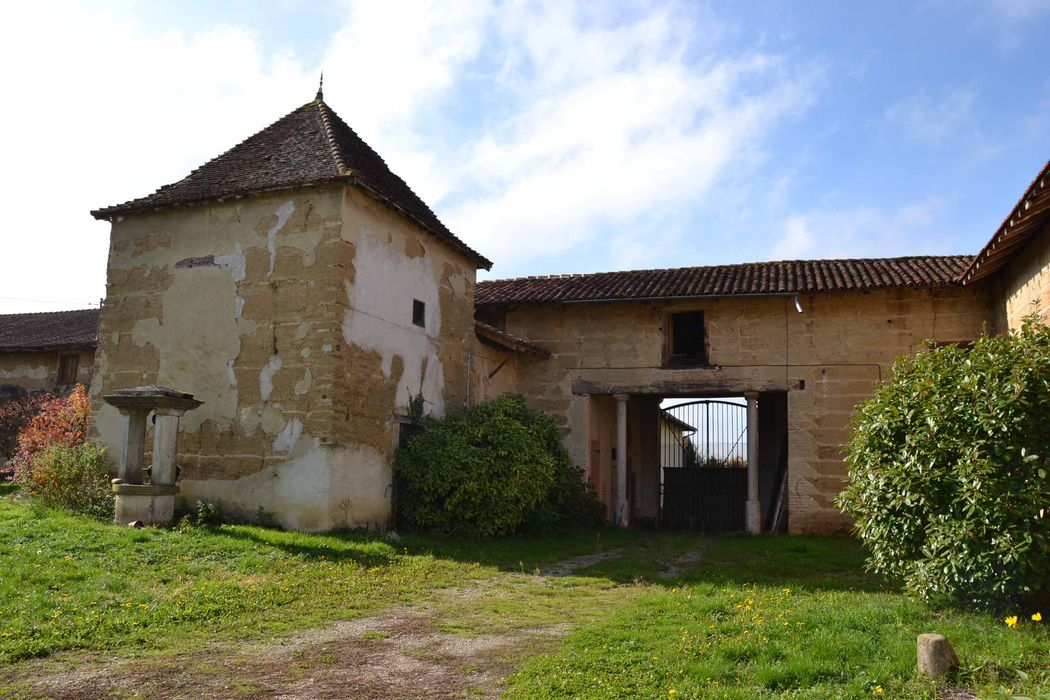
[1,0,1048,314]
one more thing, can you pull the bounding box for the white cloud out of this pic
[0,0,821,312]
[769,197,954,260]
[990,0,1050,20]
[0,2,316,313]
[430,5,820,273]
[771,216,815,259]
[930,0,1050,51]
[884,87,976,144]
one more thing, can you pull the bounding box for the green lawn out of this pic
[1,492,1047,699]
[0,494,631,665]
[505,537,1050,699]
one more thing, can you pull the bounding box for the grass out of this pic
[0,493,627,665]
[1,492,1047,699]
[505,536,1050,699]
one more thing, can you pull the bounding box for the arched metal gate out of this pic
[659,400,747,532]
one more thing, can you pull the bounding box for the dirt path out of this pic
[0,549,626,700]
[660,545,705,578]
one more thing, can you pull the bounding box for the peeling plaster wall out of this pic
[0,350,95,399]
[93,184,479,531]
[502,287,994,534]
[92,188,351,531]
[328,187,477,527]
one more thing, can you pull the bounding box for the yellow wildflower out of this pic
[874,685,884,694]
[1005,615,1018,628]
[668,690,677,698]
[1032,612,1042,622]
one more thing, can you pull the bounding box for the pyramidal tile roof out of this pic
[91,97,491,269]
[475,255,974,306]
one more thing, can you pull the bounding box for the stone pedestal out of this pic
[112,483,179,524]
[103,386,202,526]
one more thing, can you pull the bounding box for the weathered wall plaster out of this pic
[320,187,477,527]
[1001,223,1050,330]
[92,188,350,528]
[341,223,446,416]
[467,336,522,406]
[0,350,94,399]
[92,183,480,530]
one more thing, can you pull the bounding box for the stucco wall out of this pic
[1000,223,1050,330]
[92,185,478,531]
[0,349,94,399]
[500,286,994,533]
[326,186,477,527]
[467,336,524,405]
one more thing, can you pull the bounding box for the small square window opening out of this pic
[412,299,426,327]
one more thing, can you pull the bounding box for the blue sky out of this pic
[1,0,1048,313]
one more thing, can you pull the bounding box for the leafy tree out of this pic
[838,316,1050,608]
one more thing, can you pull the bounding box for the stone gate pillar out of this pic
[745,392,761,534]
[614,393,629,527]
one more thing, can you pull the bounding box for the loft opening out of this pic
[665,310,707,367]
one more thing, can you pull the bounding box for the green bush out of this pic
[837,316,1050,608]
[20,442,113,520]
[396,394,602,537]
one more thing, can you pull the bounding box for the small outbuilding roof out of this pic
[475,255,973,306]
[474,321,551,357]
[91,97,492,270]
[0,309,99,353]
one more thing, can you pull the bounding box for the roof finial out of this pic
[316,72,324,101]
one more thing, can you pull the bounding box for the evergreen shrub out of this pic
[838,316,1050,608]
[397,394,602,536]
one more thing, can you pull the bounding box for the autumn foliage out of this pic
[0,392,55,465]
[4,385,91,482]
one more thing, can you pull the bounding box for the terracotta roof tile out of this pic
[0,309,99,353]
[91,99,491,269]
[475,256,973,306]
[474,321,551,357]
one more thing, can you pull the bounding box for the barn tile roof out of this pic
[0,309,99,353]
[961,158,1050,284]
[91,98,491,269]
[475,255,973,306]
